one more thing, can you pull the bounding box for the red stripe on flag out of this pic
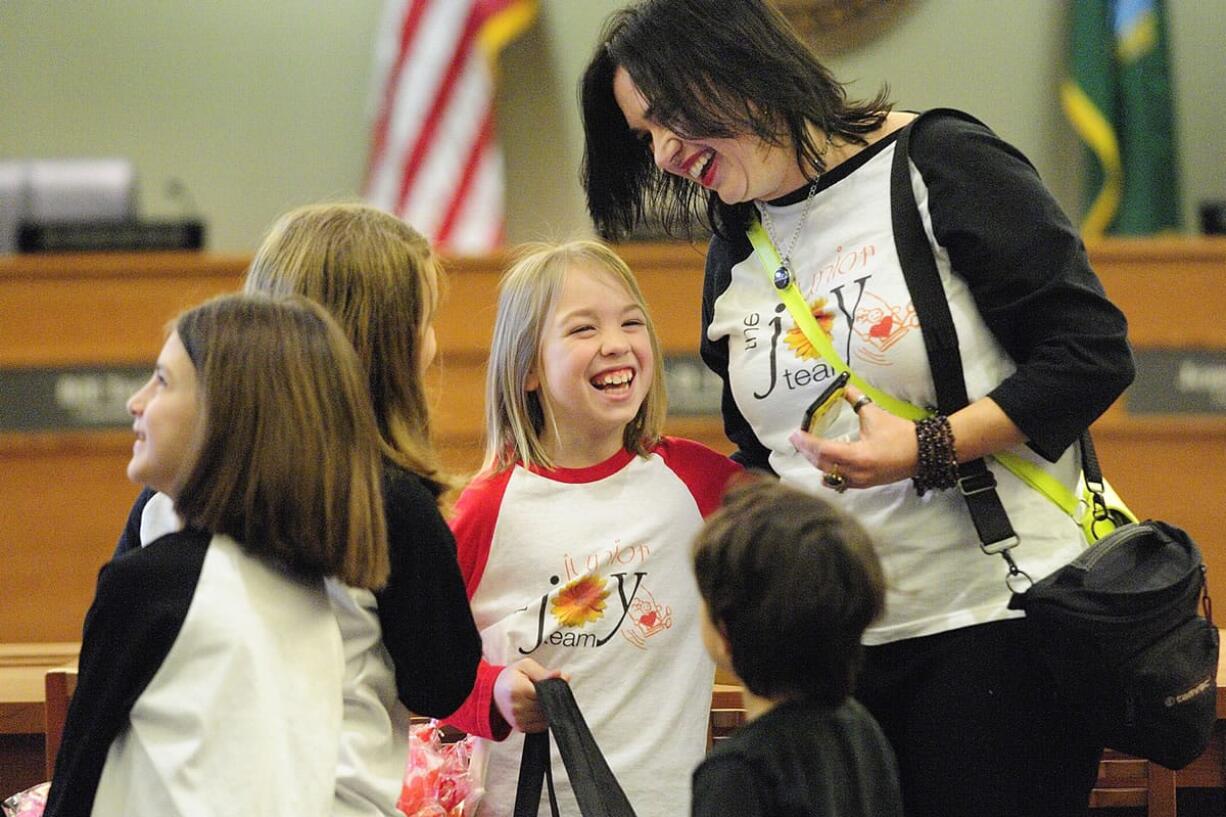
[435,104,494,248]
[363,0,430,193]
[394,5,483,215]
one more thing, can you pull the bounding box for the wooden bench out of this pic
[0,643,79,794]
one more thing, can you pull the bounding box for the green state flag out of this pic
[1062,0,1181,236]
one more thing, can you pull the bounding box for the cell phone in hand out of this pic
[800,371,851,435]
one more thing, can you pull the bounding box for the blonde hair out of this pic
[174,293,389,590]
[245,203,449,494]
[483,240,667,472]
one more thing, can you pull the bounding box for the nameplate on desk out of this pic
[17,219,204,252]
[0,366,150,432]
[664,356,722,416]
[1127,349,1226,415]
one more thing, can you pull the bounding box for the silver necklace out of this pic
[758,182,819,290]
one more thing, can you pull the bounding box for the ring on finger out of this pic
[822,465,848,494]
[852,395,874,414]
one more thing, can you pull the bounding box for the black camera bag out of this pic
[1007,520,1218,769]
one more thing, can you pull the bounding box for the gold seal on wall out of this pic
[771,0,912,54]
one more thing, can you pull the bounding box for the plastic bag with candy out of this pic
[2,782,50,817]
[398,720,481,817]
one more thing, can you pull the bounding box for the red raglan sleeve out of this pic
[443,469,514,740]
[656,436,744,518]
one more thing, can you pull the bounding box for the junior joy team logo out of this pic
[743,273,922,402]
[515,545,671,654]
[780,293,917,367]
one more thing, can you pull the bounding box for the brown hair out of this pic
[693,478,884,704]
[245,203,449,494]
[174,293,389,590]
[482,240,667,472]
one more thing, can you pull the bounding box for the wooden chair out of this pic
[708,683,746,751]
[1089,749,1177,817]
[707,707,746,750]
[43,667,78,779]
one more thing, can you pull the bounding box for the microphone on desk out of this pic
[165,177,202,220]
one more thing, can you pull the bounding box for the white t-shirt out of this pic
[705,129,1089,644]
[449,439,740,817]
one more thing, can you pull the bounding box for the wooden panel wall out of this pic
[1077,240,1226,612]
[2,240,1223,644]
[1,254,247,643]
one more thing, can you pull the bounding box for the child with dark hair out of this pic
[690,479,902,817]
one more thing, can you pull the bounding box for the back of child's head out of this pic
[173,292,389,590]
[245,202,446,491]
[482,239,666,472]
[692,478,884,705]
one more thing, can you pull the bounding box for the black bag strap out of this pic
[889,117,1020,564]
[513,678,638,817]
[514,718,560,817]
[890,113,1112,576]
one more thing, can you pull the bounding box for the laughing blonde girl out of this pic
[444,240,740,817]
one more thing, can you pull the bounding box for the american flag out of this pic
[364,0,536,254]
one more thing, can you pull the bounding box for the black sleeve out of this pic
[375,466,481,718]
[909,111,1135,460]
[691,754,770,817]
[701,234,776,473]
[45,529,209,817]
[112,486,157,559]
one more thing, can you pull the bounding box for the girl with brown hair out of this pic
[113,203,481,817]
[47,294,387,817]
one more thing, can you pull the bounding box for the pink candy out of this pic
[398,722,481,817]
[1,781,50,817]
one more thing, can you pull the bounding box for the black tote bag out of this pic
[512,678,637,817]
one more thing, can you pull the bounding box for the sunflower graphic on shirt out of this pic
[551,574,610,627]
[783,297,836,361]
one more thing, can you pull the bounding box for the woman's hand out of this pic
[789,385,918,490]
[788,385,1026,492]
[492,658,567,733]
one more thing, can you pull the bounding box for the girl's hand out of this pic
[493,658,567,733]
[788,385,918,490]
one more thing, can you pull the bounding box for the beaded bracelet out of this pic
[913,414,959,496]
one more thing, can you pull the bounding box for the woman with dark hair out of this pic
[581,1,1135,815]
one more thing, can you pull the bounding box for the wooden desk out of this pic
[4,240,1226,644]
